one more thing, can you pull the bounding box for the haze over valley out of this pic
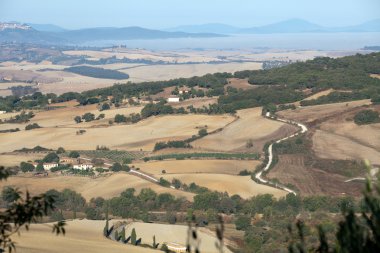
[0,1,380,252]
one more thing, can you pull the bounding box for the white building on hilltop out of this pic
[167,96,180,103]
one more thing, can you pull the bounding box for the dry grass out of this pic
[226,78,257,90]
[14,220,157,253]
[162,173,286,199]
[2,173,194,201]
[267,154,364,196]
[312,129,380,165]
[123,221,233,253]
[0,153,45,166]
[302,89,334,101]
[278,100,372,123]
[0,113,234,153]
[133,159,259,175]
[171,97,218,109]
[193,107,298,152]
[370,74,380,79]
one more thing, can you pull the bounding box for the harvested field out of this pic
[267,154,364,196]
[123,222,233,253]
[121,62,262,82]
[134,160,259,175]
[194,107,298,152]
[302,89,334,101]
[171,97,218,109]
[312,130,380,165]
[370,74,380,79]
[14,219,156,253]
[1,173,194,201]
[162,173,287,198]
[0,153,45,166]
[278,100,372,124]
[226,78,257,90]
[0,114,234,153]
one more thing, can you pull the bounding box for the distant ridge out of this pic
[168,18,380,34]
[0,22,226,45]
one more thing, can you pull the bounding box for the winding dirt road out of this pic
[254,112,308,196]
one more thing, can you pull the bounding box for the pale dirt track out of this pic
[14,220,156,253]
[1,173,194,201]
[161,173,286,199]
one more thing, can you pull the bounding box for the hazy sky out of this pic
[0,0,379,29]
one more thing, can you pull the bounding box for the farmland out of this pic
[193,107,299,152]
[162,173,287,198]
[2,173,194,201]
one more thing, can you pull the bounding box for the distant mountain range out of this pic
[1,19,379,45]
[0,22,225,45]
[168,18,380,34]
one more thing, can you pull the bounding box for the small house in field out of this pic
[73,163,93,170]
[167,96,180,103]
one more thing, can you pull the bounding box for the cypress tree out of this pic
[120,227,126,242]
[131,228,137,245]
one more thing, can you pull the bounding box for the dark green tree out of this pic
[131,228,137,245]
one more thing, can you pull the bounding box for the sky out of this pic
[0,0,379,29]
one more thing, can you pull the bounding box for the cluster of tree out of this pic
[153,141,192,151]
[234,53,380,90]
[64,66,130,80]
[25,123,42,130]
[109,162,130,172]
[354,109,380,125]
[300,91,370,106]
[218,86,305,113]
[74,112,104,123]
[0,111,34,124]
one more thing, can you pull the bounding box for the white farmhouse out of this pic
[167,96,180,103]
[73,163,94,170]
[43,163,59,170]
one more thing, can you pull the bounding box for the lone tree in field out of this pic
[131,228,137,245]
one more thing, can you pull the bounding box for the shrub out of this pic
[56,147,65,154]
[82,113,95,122]
[20,162,35,172]
[74,116,82,123]
[43,152,59,163]
[198,128,208,137]
[69,151,80,158]
[354,109,380,125]
[25,123,41,130]
[114,114,127,123]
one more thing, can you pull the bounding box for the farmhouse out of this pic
[60,157,78,164]
[73,163,94,170]
[168,96,180,103]
[42,163,59,170]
